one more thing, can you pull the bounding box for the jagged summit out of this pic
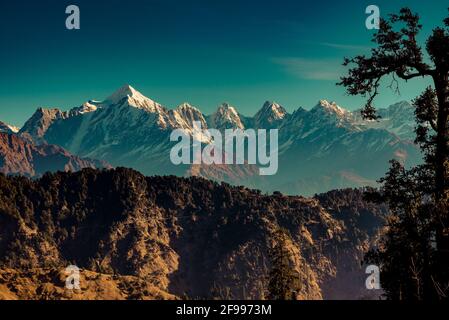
[254,101,287,128]
[261,101,286,114]
[105,84,143,103]
[69,102,98,116]
[19,107,67,143]
[176,102,201,113]
[171,102,207,128]
[0,121,19,134]
[103,84,164,113]
[313,99,349,117]
[214,102,240,116]
[10,88,422,196]
[208,103,244,129]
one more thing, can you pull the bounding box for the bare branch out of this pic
[339,7,436,116]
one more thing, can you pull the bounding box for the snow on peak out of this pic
[0,121,20,134]
[258,101,287,119]
[218,102,238,114]
[168,103,210,142]
[104,84,164,113]
[314,100,349,117]
[176,102,201,113]
[106,84,142,103]
[209,103,244,129]
[352,101,416,140]
[7,124,20,133]
[252,101,287,128]
[69,102,99,116]
[172,102,204,123]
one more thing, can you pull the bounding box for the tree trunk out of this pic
[433,73,449,298]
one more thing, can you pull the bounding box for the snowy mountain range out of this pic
[6,84,422,195]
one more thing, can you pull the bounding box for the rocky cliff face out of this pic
[19,108,68,144]
[0,168,385,300]
[0,132,110,177]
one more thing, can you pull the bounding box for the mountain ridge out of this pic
[10,85,422,195]
[0,121,19,134]
[0,132,111,177]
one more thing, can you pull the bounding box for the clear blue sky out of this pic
[0,0,446,126]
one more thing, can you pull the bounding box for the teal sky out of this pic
[0,0,446,127]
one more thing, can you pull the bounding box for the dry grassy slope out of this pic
[0,168,385,300]
[0,268,175,300]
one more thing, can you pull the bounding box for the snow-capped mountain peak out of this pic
[264,101,286,116]
[13,88,422,197]
[314,100,349,117]
[254,101,287,128]
[106,84,143,103]
[352,101,416,140]
[208,103,244,129]
[170,102,207,129]
[218,102,239,115]
[176,102,201,113]
[104,84,164,113]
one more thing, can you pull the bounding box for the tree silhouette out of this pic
[340,8,449,299]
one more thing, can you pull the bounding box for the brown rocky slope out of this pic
[0,132,110,177]
[0,168,386,300]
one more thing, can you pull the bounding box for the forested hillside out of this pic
[0,168,386,299]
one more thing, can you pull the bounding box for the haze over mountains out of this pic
[2,85,422,195]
